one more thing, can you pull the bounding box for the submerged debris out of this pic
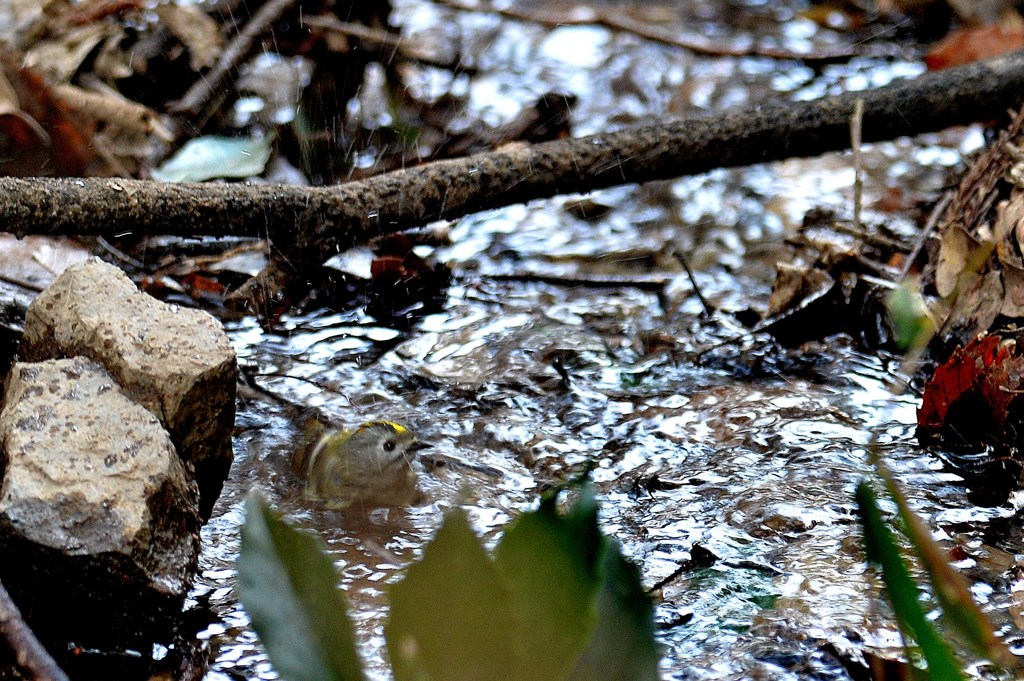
[756,209,910,349]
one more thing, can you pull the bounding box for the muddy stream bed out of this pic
[191,1,1024,679]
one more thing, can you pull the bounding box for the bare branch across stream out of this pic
[2,52,1024,309]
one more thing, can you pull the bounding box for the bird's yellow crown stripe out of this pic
[367,420,408,434]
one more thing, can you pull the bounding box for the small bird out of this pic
[297,420,424,510]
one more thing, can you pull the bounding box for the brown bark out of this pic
[1,52,1024,307]
[0,578,69,681]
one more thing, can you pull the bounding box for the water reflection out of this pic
[206,282,1022,679]
[193,0,1023,679]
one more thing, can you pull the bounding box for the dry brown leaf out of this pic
[1012,581,1024,631]
[1012,202,1024,265]
[935,223,990,298]
[0,52,95,176]
[947,0,1018,26]
[917,333,1004,436]
[0,65,47,144]
[64,0,144,26]
[0,0,49,49]
[766,262,833,317]
[1000,263,1024,317]
[92,27,135,81]
[943,270,1004,339]
[979,338,1024,434]
[22,22,117,82]
[0,235,91,290]
[54,83,169,175]
[994,197,1024,269]
[155,4,223,71]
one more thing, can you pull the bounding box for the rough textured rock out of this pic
[19,258,236,518]
[0,357,200,648]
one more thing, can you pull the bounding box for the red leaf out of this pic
[924,24,1024,70]
[978,340,1024,432]
[917,334,1002,433]
[370,254,417,281]
[180,271,228,302]
[0,55,95,176]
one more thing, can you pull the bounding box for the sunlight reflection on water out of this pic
[193,1,1022,679]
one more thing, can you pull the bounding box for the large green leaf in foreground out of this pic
[238,487,659,681]
[569,541,660,681]
[387,487,659,681]
[493,487,604,681]
[386,507,520,681]
[238,493,366,681]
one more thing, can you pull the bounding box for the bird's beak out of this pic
[408,440,432,454]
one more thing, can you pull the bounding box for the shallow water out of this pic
[194,1,1022,679]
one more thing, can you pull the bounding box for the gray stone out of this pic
[0,357,200,647]
[20,258,236,518]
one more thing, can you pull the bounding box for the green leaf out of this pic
[569,539,660,681]
[237,492,366,681]
[386,507,520,681]
[152,134,272,182]
[493,487,604,681]
[856,482,966,681]
[885,280,935,353]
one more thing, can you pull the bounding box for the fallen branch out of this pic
[1,52,1024,309]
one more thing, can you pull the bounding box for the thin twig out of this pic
[669,250,714,317]
[829,220,910,252]
[0,578,70,681]
[432,0,890,64]
[238,366,352,412]
[1,53,1023,316]
[899,190,953,281]
[95,236,146,270]
[7,52,1022,249]
[0,272,44,293]
[301,15,477,74]
[484,271,671,290]
[169,0,299,120]
[851,98,865,232]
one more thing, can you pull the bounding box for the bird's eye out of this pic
[383,439,396,452]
